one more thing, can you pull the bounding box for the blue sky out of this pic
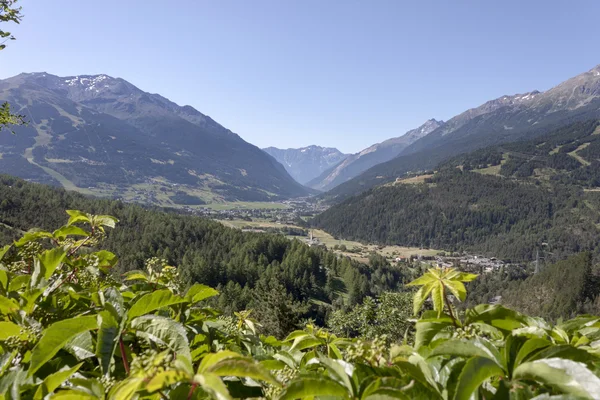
[1,1,599,153]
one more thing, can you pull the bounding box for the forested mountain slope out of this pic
[322,64,600,202]
[0,73,309,203]
[312,120,600,261]
[0,174,409,336]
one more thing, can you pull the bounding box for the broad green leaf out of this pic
[93,215,118,229]
[48,391,98,399]
[445,280,467,302]
[66,210,91,226]
[453,356,505,400]
[29,315,97,376]
[123,271,149,282]
[0,295,19,314]
[127,289,187,321]
[514,358,600,398]
[279,376,349,399]
[514,338,551,367]
[14,230,53,247]
[431,284,444,317]
[96,310,120,376]
[362,377,411,400]
[429,339,502,366]
[205,358,279,385]
[94,250,118,268]
[185,283,219,303]
[34,362,83,400]
[415,316,453,349]
[37,247,66,281]
[413,281,435,315]
[52,225,89,239]
[290,335,323,351]
[131,315,191,362]
[107,377,144,399]
[0,244,10,261]
[0,321,23,340]
[193,373,232,400]
[145,370,187,392]
[0,270,7,291]
[198,351,243,373]
[64,332,96,361]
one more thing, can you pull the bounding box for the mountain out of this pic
[312,120,600,262]
[307,119,444,191]
[0,72,310,205]
[322,64,600,202]
[262,145,348,184]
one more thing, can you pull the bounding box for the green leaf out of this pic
[127,289,187,321]
[413,282,435,315]
[431,284,444,317]
[193,373,232,400]
[279,376,349,399]
[0,244,10,261]
[107,377,144,399]
[52,225,89,240]
[453,356,505,400]
[64,331,96,361]
[185,283,219,303]
[0,270,7,291]
[414,315,454,349]
[198,350,243,373]
[34,362,83,400]
[29,315,97,376]
[93,215,118,229]
[0,294,19,315]
[0,321,23,340]
[123,271,149,282]
[66,210,91,226]
[36,247,66,281]
[131,315,191,362]
[145,370,187,392]
[445,280,467,302]
[205,358,279,385]
[514,358,600,398]
[429,339,502,366]
[96,310,120,376]
[514,338,552,367]
[14,230,53,247]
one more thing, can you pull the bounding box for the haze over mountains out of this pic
[0,72,309,205]
[307,119,445,191]
[322,64,600,202]
[262,145,348,185]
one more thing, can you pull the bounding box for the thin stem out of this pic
[187,382,198,400]
[443,285,458,328]
[119,337,130,375]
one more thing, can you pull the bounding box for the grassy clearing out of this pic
[392,174,433,185]
[203,202,289,211]
[219,219,440,263]
[568,142,591,166]
[549,145,563,155]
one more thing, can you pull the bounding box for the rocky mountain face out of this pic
[262,145,348,185]
[307,119,444,191]
[323,64,600,202]
[0,73,309,204]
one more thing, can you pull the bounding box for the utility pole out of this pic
[534,248,540,274]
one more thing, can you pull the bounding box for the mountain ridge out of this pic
[321,64,600,202]
[0,72,310,205]
[307,118,444,191]
[262,145,348,185]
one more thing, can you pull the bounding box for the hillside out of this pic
[307,119,444,191]
[0,73,309,204]
[262,145,348,184]
[322,64,600,202]
[312,120,600,262]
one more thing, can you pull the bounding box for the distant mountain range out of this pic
[0,73,309,205]
[307,119,444,191]
[262,145,348,185]
[322,64,600,202]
